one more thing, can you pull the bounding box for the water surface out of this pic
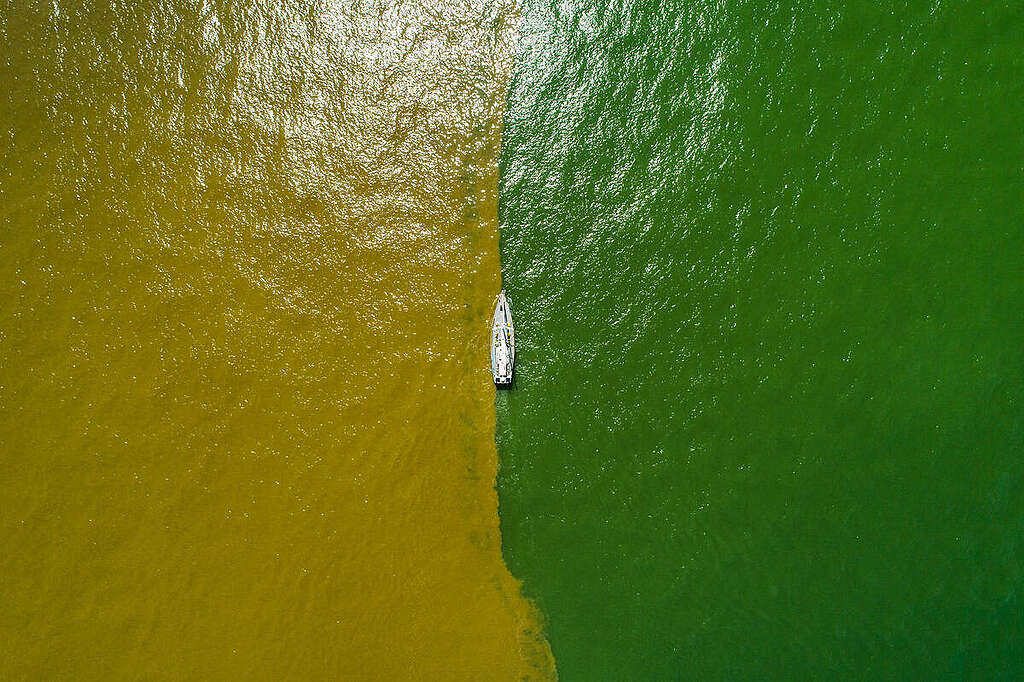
[497,0,1023,678]
[1,0,554,677]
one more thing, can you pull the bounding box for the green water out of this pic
[496,0,1023,679]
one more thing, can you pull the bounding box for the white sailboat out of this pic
[491,290,515,385]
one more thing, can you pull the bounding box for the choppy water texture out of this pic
[1,0,555,678]
[497,0,1023,679]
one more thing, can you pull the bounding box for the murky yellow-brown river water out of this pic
[1,0,554,677]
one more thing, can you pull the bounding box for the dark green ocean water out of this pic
[496,0,1023,679]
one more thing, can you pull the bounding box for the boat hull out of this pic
[491,291,515,385]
